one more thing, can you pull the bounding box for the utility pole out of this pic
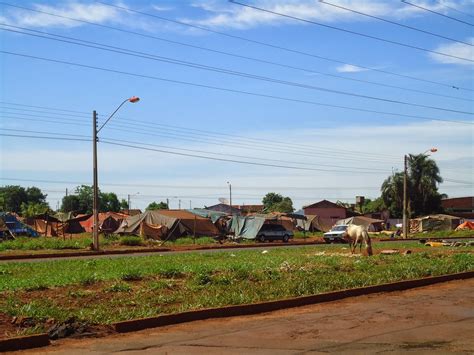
[189,200,192,209]
[402,154,408,239]
[166,198,169,209]
[178,199,181,210]
[65,188,68,197]
[92,110,99,250]
[127,194,131,210]
[227,181,232,214]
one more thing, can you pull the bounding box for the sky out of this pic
[0,0,473,211]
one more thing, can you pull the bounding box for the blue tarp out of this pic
[187,209,228,223]
[0,213,39,237]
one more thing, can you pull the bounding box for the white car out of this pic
[323,225,349,243]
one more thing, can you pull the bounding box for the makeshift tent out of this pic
[336,216,384,232]
[410,214,461,233]
[27,213,91,236]
[187,209,228,223]
[229,215,267,239]
[455,221,474,231]
[297,215,333,232]
[79,212,128,233]
[0,212,38,237]
[115,210,220,240]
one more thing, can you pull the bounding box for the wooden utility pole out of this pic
[403,154,408,239]
[92,110,99,250]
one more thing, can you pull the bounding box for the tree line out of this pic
[0,154,446,218]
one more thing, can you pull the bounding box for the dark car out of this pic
[256,224,294,243]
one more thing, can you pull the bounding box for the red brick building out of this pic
[441,197,474,219]
[303,200,347,224]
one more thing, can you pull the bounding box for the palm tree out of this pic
[381,154,445,217]
[408,154,445,216]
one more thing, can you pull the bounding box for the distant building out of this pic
[441,197,474,219]
[205,203,241,215]
[303,200,347,225]
[233,204,265,215]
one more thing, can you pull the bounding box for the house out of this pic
[441,197,474,219]
[303,200,347,219]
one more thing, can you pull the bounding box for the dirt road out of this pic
[18,279,474,354]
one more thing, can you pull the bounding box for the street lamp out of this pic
[402,148,438,239]
[92,96,140,251]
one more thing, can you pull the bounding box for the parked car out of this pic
[323,225,349,243]
[256,224,293,243]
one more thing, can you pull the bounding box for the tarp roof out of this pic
[187,209,228,223]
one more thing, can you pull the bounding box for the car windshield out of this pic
[332,226,347,231]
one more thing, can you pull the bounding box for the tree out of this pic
[60,185,121,214]
[360,197,385,214]
[262,193,294,213]
[119,199,129,210]
[0,185,49,214]
[20,202,50,218]
[146,201,168,211]
[381,154,444,218]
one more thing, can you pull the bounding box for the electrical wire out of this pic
[1,1,470,92]
[0,102,402,159]
[2,50,472,125]
[100,139,387,174]
[320,0,473,46]
[2,26,471,115]
[436,1,474,19]
[229,0,473,62]
[402,0,474,26]
[100,1,473,91]
[1,24,471,104]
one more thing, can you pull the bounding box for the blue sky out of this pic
[0,0,473,211]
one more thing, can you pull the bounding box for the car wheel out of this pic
[258,235,266,243]
[283,234,290,243]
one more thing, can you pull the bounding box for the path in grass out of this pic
[0,243,472,338]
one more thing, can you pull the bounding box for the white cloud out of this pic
[429,38,474,66]
[336,64,369,73]
[1,2,122,29]
[183,0,473,30]
[152,5,175,12]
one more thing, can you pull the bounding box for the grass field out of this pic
[0,242,472,338]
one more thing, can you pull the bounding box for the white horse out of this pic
[342,225,373,256]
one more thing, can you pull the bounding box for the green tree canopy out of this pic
[146,201,169,211]
[0,185,48,214]
[381,154,445,218]
[61,185,121,214]
[262,193,294,213]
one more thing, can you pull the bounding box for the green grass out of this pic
[168,236,217,245]
[0,243,472,334]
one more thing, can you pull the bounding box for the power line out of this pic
[320,0,473,46]
[1,177,468,191]
[230,0,474,63]
[2,26,471,115]
[0,133,90,142]
[436,1,474,19]
[101,139,387,174]
[99,1,473,91]
[0,102,403,159]
[402,0,474,26]
[2,2,466,92]
[2,50,472,125]
[0,109,397,163]
[1,24,471,104]
[101,136,391,173]
[0,128,89,138]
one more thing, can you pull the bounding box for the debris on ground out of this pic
[261,250,268,254]
[48,317,89,340]
[380,249,400,255]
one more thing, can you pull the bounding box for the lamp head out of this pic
[430,148,438,153]
[128,96,140,103]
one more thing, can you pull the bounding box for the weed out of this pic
[121,270,143,281]
[105,283,132,293]
[119,236,143,246]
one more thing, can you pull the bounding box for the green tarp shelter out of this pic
[229,215,267,239]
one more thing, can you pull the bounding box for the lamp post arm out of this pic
[97,99,128,134]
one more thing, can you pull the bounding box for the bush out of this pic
[119,236,143,246]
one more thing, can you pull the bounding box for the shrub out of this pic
[119,236,143,246]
